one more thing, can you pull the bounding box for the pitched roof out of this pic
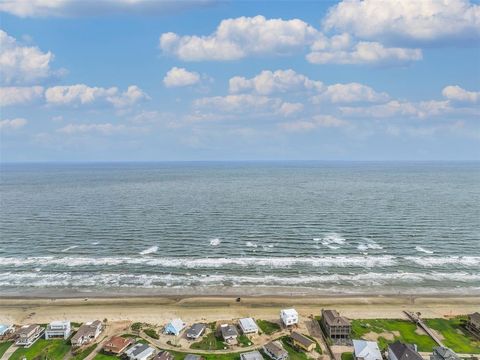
[388,341,422,360]
[185,355,203,360]
[154,351,174,360]
[240,351,264,360]
[71,321,101,342]
[432,347,460,360]
[469,312,480,322]
[239,318,258,331]
[281,309,298,317]
[221,324,239,338]
[103,336,133,353]
[17,324,40,336]
[187,323,206,337]
[291,332,315,348]
[167,318,185,332]
[264,341,287,357]
[322,310,351,326]
[353,340,382,360]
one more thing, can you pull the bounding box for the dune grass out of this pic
[257,320,281,335]
[10,339,70,360]
[342,352,354,360]
[425,317,480,354]
[190,331,226,350]
[351,319,437,352]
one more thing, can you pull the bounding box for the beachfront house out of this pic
[220,324,239,344]
[321,309,351,340]
[263,341,288,360]
[125,343,156,360]
[239,318,259,334]
[388,341,422,360]
[103,335,134,355]
[280,308,298,327]
[353,340,382,360]
[15,324,44,347]
[430,347,460,360]
[186,323,206,340]
[45,320,71,340]
[164,318,186,336]
[0,324,14,339]
[71,320,103,347]
[466,312,480,335]
[153,351,175,360]
[240,351,264,360]
[291,332,316,352]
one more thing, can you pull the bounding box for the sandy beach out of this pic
[1,295,478,325]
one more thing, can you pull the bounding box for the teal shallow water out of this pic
[0,162,479,295]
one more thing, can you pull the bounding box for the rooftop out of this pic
[322,309,351,326]
[291,331,315,348]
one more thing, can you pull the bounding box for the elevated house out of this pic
[125,343,156,360]
[164,318,186,336]
[291,332,316,352]
[240,351,264,360]
[387,341,422,360]
[103,335,134,355]
[466,312,480,335]
[321,309,351,340]
[45,320,71,340]
[153,351,175,360]
[263,340,289,360]
[71,320,103,347]
[15,324,44,348]
[280,308,298,327]
[0,324,14,339]
[430,347,460,360]
[239,318,259,335]
[186,323,206,340]
[220,324,239,344]
[353,340,382,360]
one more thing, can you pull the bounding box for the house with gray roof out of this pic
[353,340,382,360]
[263,340,288,360]
[220,324,239,344]
[240,350,264,360]
[430,347,460,360]
[125,343,156,360]
[184,355,204,360]
[467,312,480,335]
[321,309,351,340]
[388,341,422,360]
[186,323,206,340]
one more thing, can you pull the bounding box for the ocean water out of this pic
[0,161,479,296]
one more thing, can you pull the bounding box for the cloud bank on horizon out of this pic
[0,0,479,161]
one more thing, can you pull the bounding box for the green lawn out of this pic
[10,339,71,360]
[425,317,480,354]
[257,320,281,335]
[351,319,437,352]
[342,352,354,360]
[0,342,13,357]
[190,331,226,350]
[71,344,97,360]
[281,338,310,360]
[238,334,253,347]
[93,353,119,360]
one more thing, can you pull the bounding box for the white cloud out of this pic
[229,69,323,95]
[340,100,452,119]
[194,94,282,113]
[442,85,480,103]
[0,86,44,106]
[0,30,56,85]
[307,33,422,65]
[312,82,389,103]
[57,123,139,136]
[159,15,318,61]
[0,0,214,17]
[281,115,348,132]
[163,67,200,88]
[0,117,27,130]
[45,84,148,108]
[278,102,304,117]
[323,0,480,44]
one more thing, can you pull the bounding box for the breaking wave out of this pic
[139,246,158,255]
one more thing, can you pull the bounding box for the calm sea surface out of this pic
[0,162,479,296]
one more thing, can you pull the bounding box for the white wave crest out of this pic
[415,246,434,254]
[209,238,221,246]
[61,245,78,252]
[314,233,346,249]
[246,242,258,248]
[357,238,383,251]
[139,246,158,255]
[406,256,480,267]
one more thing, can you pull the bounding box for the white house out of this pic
[0,324,14,338]
[164,318,186,336]
[280,308,298,326]
[353,340,382,360]
[45,321,71,340]
[239,318,259,334]
[125,343,156,360]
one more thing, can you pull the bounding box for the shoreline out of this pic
[1,294,479,324]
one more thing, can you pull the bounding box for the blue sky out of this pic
[0,0,479,162]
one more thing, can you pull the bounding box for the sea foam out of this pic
[139,246,158,255]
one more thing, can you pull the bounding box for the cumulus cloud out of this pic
[312,82,389,103]
[159,15,318,61]
[0,86,44,106]
[280,115,348,132]
[277,102,304,117]
[340,100,452,119]
[0,0,215,17]
[56,123,144,136]
[0,117,27,130]
[194,94,282,113]
[307,33,422,65]
[0,30,57,85]
[229,69,323,95]
[45,84,148,108]
[442,85,480,103]
[323,0,480,45]
[163,67,200,87]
